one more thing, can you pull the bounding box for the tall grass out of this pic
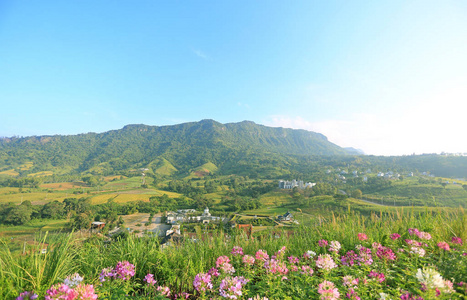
[0,233,77,298]
[1,208,466,298]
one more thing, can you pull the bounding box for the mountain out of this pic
[0,120,350,178]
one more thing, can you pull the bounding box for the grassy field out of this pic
[27,171,54,177]
[0,219,68,239]
[40,182,88,190]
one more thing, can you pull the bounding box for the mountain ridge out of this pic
[0,120,352,177]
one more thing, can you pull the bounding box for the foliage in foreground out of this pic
[2,209,466,299]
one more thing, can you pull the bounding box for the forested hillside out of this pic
[1,120,467,180]
[0,120,347,178]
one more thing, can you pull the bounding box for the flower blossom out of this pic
[316,254,337,271]
[329,241,341,253]
[437,242,450,251]
[242,255,255,266]
[417,231,432,240]
[63,273,84,288]
[157,286,171,297]
[318,239,329,247]
[208,267,220,277]
[144,273,157,285]
[376,246,396,261]
[343,275,359,287]
[357,233,368,241]
[451,237,463,245]
[216,256,231,268]
[219,276,249,299]
[255,249,269,262]
[288,255,299,264]
[369,271,385,283]
[390,233,401,240]
[231,246,244,256]
[114,261,135,280]
[408,228,420,236]
[303,250,316,259]
[409,246,426,257]
[264,259,288,275]
[317,280,340,300]
[16,291,38,300]
[193,273,213,292]
[416,267,445,290]
[300,265,314,276]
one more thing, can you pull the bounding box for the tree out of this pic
[351,189,363,199]
[4,204,32,225]
[70,213,91,230]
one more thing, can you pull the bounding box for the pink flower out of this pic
[417,232,432,240]
[193,273,213,292]
[288,256,299,264]
[318,239,329,247]
[346,288,361,300]
[408,228,420,236]
[264,259,288,275]
[317,280,340,300]
[156,286,171,297]
[342,275,359,287]
[300,265,314,276]
[329,241,341,253]
[16,291,38,300]
[368,271,385,283]
[45,283,77,300]
[219,276,249,299]
[452,237,463,245]
[216,256,231,268]
[220,262,236,275]
[390,233,401,240]
[144,273,157,285]
[376,246,396,261]
[357,233,368,241]
[437,241,450,251]
[114,261,135,280]
[73,284,98,300]
[208,267,220,277]
[255,249,269,262]
[242,255,255,266]
[316,254,337,271]
[231,246,244,256]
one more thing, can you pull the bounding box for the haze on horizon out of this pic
[1,1,466,156]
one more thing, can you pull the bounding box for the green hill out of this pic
[0,120,348,177]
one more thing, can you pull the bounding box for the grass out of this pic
[0,219,69,244]
[27,171,54,177]
[0,207,466,298]
[0,169,20,176]
[0,191,70,205]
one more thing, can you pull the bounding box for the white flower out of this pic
[329,241,341,253]
[379,292,392,300]
[416,267,445,289]
[410,246,426,257]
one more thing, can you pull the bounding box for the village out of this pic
[89,206,297,247]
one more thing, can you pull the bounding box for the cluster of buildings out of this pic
[166,207,222,224]
[278,180,316,190]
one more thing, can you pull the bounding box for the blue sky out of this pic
[1,1,466,155]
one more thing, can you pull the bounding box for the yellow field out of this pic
[259,191,291,205]
[0,169,19,176]
[28,171,53,177]
[40,182,88,190]
[89,189,183,204]
[19,162,34,170]
[103,175,127,182]
[0,191,69,204]
[0,187,21,195]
